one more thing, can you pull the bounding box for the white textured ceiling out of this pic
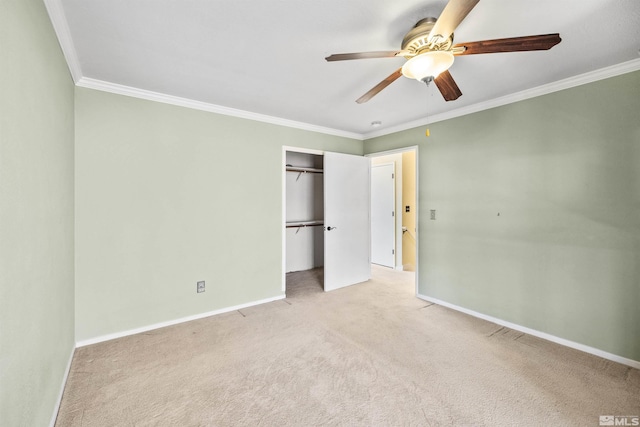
[56,0,640,138]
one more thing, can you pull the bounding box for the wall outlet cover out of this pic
[197,281,205,293]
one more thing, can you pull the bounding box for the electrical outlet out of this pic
[430,209,436,220]
[197,281,205,293]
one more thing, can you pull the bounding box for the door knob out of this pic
[326,226,337,231]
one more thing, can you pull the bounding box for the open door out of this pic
[371,163,395,268]
[323,152,371,291]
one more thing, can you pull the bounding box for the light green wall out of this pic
[365,71,640,361]
[3,2,637,422]
[0,0,75,426]
[74,87,362,342]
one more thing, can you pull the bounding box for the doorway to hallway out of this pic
[367,147,418,294]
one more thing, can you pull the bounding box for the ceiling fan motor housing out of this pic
[401,17,454,54]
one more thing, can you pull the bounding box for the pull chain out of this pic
[425,82,431,137]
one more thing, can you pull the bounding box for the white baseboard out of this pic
[417,294,640,370]
[49,345,75,427]
[76,294,286,348]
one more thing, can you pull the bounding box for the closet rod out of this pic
[286,167,323,174]
[285,223,324,228]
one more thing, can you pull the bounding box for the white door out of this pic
[371,164,395,268]
[324,152,371,291]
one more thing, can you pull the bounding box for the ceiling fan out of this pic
[325,0,561,103]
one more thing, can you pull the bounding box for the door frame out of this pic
[366,146,419,297]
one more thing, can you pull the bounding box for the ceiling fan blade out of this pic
[356,68,403,104]
[325,51,407,61]
[453,33,561,55]
[434,70,462,101]
[428,0,480,43]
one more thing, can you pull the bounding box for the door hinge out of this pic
[392,211,395,217]
[392,173,394,179]
[392,249,395,255]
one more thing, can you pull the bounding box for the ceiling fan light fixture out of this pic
[401,51,454,82]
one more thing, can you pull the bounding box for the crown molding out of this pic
[76,77,363,140]
[75,56,640,142]
[45,0,639,144]
[43,0,82,83]
[43,0,359,139]
[363,58,640,140]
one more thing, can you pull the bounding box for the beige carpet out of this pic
[56,266,640,426]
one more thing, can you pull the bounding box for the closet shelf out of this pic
[286,166,323,174]
[286,220,324,228]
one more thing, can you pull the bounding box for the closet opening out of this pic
[282,146,371,296]
[284,150,324,296]
[367,146,418,295]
